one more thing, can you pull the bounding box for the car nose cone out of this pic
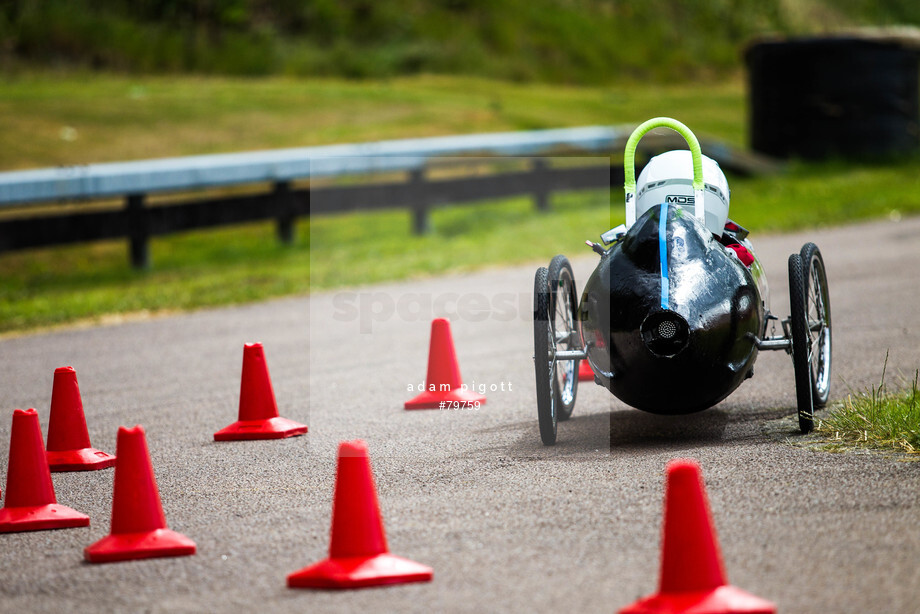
[640,310,690,357]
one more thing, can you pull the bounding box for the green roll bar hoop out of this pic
[623,117,705,228]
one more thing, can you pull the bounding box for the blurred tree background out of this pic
[1,0,918,83]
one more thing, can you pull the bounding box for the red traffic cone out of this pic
[287,440,433,589]
[577,359,595,381]
[0,408,90,533]
[404,318,486,409]
[46,366,115,471]
[214,343,308,441]
[84,425,196,563]
[619,459,775,614]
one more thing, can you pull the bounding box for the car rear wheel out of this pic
[789,251,814,433]
[533,266,556,445]
[800,242,832,408]
[547,255,579,421]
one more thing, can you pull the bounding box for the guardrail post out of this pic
[126,193,149,270]
[409,168,430,234]
[532,158,549,211]
[275,181,295,244]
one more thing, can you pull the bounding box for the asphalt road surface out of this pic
[1,216,919,613]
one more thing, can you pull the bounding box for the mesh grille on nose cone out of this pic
[641,311,690,358]
[658,320,677,339]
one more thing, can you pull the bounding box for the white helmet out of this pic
[635,150,730,236]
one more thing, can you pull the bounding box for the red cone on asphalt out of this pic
[84,425,196,562]
[287,440,433,589]
[214,342,308,441]
[619,459,775,614]
[404,318,486,409]
[0,408,90,533]
[578,359,595,381]
[46,366,116,471]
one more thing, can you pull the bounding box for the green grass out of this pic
[1,73,920,334]
[817,363,920,456]
[731,157,920,231]
[4,0,902,84]
[0,221,310,332]
[5,1,918,84]
[0,73,747,170]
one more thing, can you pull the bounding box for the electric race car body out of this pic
[533,117,831,445]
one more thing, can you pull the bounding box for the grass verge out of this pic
[0,73,747,170]
[817,362,920,456]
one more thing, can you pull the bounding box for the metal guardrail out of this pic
[0,126,630,206]
[0,125,777,268]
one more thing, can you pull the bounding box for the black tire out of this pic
[533,266,556,445]
[788,252,814,433]
[800,243,832,408]
[547,255,579,421]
